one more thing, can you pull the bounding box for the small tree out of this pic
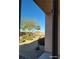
[20,20,40,40]
[21,20,39,32]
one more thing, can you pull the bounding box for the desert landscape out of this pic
[19,31,45,45]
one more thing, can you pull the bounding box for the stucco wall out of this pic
[45,13,53,54]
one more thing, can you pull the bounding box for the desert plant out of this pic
[20,20,41,41]
[21,20,39,32]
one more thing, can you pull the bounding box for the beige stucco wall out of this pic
[45,13,53,54]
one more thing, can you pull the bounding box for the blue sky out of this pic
[21,0,45,32]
